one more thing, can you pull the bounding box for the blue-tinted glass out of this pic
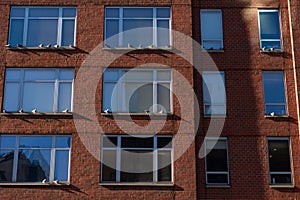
[9,19,24,46]
[103,70,120,81]
[105,8,119,18]
[62,8,76,17]
[103,83,117,112]
[0,136,16,148]
[58,83,72,112]
[17,149,50,182]
[11,7,25,17]
[29,8,59,17]
[266,105,286,115]
[0,150,14,182]
[54,150,69,181]
[261,41,281,49]
[24,69,56,80]
[27,19,58,47]
[6,69,20,80]
[61,20,75,46]
[263,72,285,103]
[105,19,119,47]
[157,8,170,18]
[55,137,71,148]
[123,20,153,47]
[59,69,74,80]
[3,82,20,112]
[260,11,280,39]
[157,20,170,47]
[123,8,153,18]
[19,136,52,148]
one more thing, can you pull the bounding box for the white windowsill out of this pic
[103,46,172,51]
[101,112,172,116]
[269,184,294,188]
[0,182,70,186]
[264,114,289,118]
[100,182,174,186]
[260,49,284,53]
[206,184,230,188]
[1,112,73,116]
[204,114,227,118]
[6,46,76,51]
[205,49,224,53]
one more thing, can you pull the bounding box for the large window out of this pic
[101,135,172,183]
[0,135,71,183]
[258,10,281,50]
[9,7,77,47]
[103,69,172,113]
[3,68,74,113]
[262,71,286,115]
[202,71,226,115]
[205,137,229,185]
[105,7,171,48]
[200,9,223,50]
[268,138,292,185]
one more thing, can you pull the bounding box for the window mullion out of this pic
[153,70,158,112]
[23,8,29,46]
[12,136,19,182]
[116,136,121,182]
[153,8,157,46]
[153,136,158,182]
[119,8,123,47]
[49,136,56,182]
[57,8,63,46]
[53,70,59,112]
[18,70,25,110]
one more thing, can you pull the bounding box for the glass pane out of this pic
[55,136,71,148]
[158,83,171,112]
[157,8,170,18]
[6,69,20,80]
[207,174,228,184]
[123,20,153,47]
[121,150,153,182]
[103,83,117,112]
[263,72,286,104]
[27,19,58,47]
[157,137,172,148]
[24,69,56,80]
[4,82,20,112]
[121,137,153,148]
[158,151,172,182]
[157,71,171,81]
[206,139,226,150]
[260,11,280,39]
[101,150,116,182]
[270,174,292,184]
[0,136,16,148]
[17,149,51,182]
[54,150,69,181]
[29,8,59,17]
[59,69,74,80]
[11,7,25,17]
[105,20,119,47]
[19,136,52,148]
[62,8,76,17]
[61,20,75,46]
[268,140,291,172]
[157,20,170,47]
[0,150,14,182]
[105,8,119,18]
[23,83,55,112]
[125,83,153,113]
[123,8,153,18]
[9,19,24,46]
[103,70,120,81]
[206,140,228,171]
[122,70,153,81]
[266,105,286,115]
[203,40,223,50]
[261,41,281,49]
[201,11,222,40]
[202,72,225,105]
[205,104,226,115]
[58,82,72,112]
[102,136,118,148]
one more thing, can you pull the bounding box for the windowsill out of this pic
[269,184,294,188]
[1,112,73,116]
[206,184,230,188]
[0,182,70,186]
[204,114,227,118]
[100,182,174,186]
[260,49,284,54]
[6,46,76,51]
[264,114,289,118]
[205,49,224,53]
[101,112,172,116]
[103,46,172,51]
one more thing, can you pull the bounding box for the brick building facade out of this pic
[0,0,299,199]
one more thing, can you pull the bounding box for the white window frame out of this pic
[202,71,226,116]
[205,137,229,185]
[262,71,287,115]
[258,9,281,50]
[267,137,293,185]
[200,9,224,50]
[103,68,172,113]
[0,135,71,183]
[3,68,74,113]
[9,6,77,47]
[104,7,172,48]
[100,135,173,183]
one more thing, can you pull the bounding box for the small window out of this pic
[3,68,74,113]
[105,7,171,48]
[101,135,172,183]
[0,135,71,183]
[205,137,229,185]
[200,9,223,50]
[202,71,226,115]
[9,7,77,47]
[262,71,286,115]
[103,69,172,113]
[258,10,281,50]
[268,138,292,185]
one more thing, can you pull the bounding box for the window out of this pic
[0,135,71,183]
[262,71,286,115]
[103,69,172,113]
[101,135,172,183]
[200,9,223,50]
[105,7,171,48]
[3,68,74,113]
[258,10,281,50]
[268,138,292,185]
[202,71,226,115]
[205,137,229,185]
[9,7,77,47]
